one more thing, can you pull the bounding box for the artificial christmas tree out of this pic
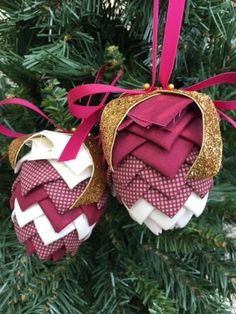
[0,1,236,313]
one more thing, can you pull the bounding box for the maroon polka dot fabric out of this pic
[109,94,213,219]
[11,160,108,261]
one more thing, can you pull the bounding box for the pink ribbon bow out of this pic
[1,0,236,162]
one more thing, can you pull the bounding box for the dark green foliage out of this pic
[0,1,236,313]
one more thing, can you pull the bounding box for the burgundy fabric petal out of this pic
[124,110,196,150]
[132,137,194,179]
[40,200,102,231]
[113,156,146,187]
[143,185,192,217]
[31,234,64,260]
[112,132,146,166]
[126,116,151,128]
[25,239,36,255]
[81,203,105,225]
[20,160,61,196]
[64,231,81,254]
[44,179,88,215]
[120,177,151,208]
[13,183,48,210]
[38,198,84,232]
[187,178,213,198]
[118,116,152,131]
[14,219,37,243]
[127,94,194,127]
[181,117,203,146]
[185,147,199,165]
[138,163,190,198]
[97,190,109,210]
[11,174,21,194]
[118,117,133,131]
[52,247,67,262]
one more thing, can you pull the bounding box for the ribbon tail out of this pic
[59,111,100,162]
[184,72,236,91]
[217,109,236,129]
[0,97,64,138]
[151,0,159,87]
[86,66,107,107]
[183,72,236,129]
[158,0,186,87]
[67,84,145,119]
[0,124,25,138]
[214,99,236,111]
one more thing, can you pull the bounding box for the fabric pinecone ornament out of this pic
[101,89,222,235]
[8,131,107,261]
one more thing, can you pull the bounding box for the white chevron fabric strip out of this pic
[184,192,208,216]
[49,159,92,189]
[123,192,209,234]
[34,215,75,246]
[125,198,154,224]
[73,215,96,240]
[149,206,186,230]
[12,199,44,228]
[12,199,94,245]
[144,218,163,235]
[15,131,93,177]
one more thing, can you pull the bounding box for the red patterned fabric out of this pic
[112,154,213,217]
[11,160,108,261]
[44,180,87,215]
[110,94,213,218]
[20,160,61,196]
[14,219,37,243]
[12,182,100,232]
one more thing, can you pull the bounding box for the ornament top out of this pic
[100,89,222,180]
[8,130,107,207]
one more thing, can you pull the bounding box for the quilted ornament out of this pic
[101,89,222,235]
[8,131,107,261]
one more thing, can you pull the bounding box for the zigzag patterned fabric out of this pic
[109,94,213,235]
[10,131,108,261]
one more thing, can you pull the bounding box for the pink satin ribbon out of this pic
[1,0,236,163]
[59,68,124,161]
[158,0,186,88]
[151,0,159,87]
[0,97,64,138]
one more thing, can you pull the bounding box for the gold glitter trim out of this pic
[8,132,107,206]
[71,138,107,208]
[100,89,222,179]
[100,90,160,170]
[8,135,33,169]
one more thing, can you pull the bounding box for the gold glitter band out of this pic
[71,138,107,208]
[8,132,107,207]
[8,135,32,169]
[100,89,222,179]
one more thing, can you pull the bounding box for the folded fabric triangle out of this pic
[15,131,93,189]
[124,191,208,235]
[127,94,194,127]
